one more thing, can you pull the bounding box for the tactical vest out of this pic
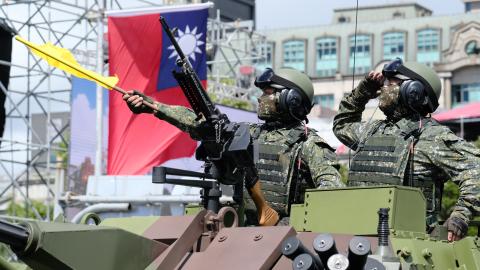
[246,124,311,216]
[348,118,441,224]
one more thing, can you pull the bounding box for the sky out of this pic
[256,0,465,30]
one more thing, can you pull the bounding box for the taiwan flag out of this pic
[107,3,210,175]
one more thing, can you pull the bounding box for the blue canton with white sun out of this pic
[168,25,205,62]
[157,8,208,91]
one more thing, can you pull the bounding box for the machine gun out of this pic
[157,17,279,226]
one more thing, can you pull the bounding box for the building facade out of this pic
[258,1,480,114]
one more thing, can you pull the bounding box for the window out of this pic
[316,37,338,77]
[383,32,405,61]
[313,94,334,109]
[393,11,404,18]
[349,35,371,74]
[465,40,479,55]
[417,29,440,66]
[452,83,480,107]
[338,16,349,23]
[466,2,472,12]
[254,42,274,71]
[283,40,306,72]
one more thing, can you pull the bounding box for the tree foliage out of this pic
[6,200,53,220]
[338,164,349,184]
[208,92,253,111]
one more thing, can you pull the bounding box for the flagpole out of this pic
[95,1,105,176]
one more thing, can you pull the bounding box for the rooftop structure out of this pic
[258,2,480,117]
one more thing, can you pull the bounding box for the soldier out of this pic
[333,58,480,241]
[124,67,343,225]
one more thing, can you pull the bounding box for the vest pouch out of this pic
[349,135,413,185]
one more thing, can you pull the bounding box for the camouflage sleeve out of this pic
[426,131,480,223]
[333,79,379,150]
[154,102,205,140]
[301,134,344,188]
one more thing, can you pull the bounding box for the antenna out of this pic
[348,0,360,167]
[351,0,359,91]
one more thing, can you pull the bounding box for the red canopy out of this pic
[433,102,480,122]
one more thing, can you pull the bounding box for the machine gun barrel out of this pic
[159,17,186,61]
[0,220,29,251]
[159,16,217,120]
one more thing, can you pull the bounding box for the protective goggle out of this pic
[254,68,276,89]
[254,68,302,92]
[382,58,403,78]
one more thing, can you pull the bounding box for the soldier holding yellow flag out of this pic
[124,67,343,225]
[15,36,343,226]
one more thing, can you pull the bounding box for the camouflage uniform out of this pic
[333,79,480,227]
[154,103,343,220]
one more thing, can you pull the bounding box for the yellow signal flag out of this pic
[15,36,119,90]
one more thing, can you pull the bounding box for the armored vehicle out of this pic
[2,15,478,270]
[0,178,479,269]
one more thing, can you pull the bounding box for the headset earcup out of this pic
[400,80,426,111]
[287,90,302,108]
[399,81,410,106]
[278,89,289,112]
[278,88,310,120]
[287,89,306,119]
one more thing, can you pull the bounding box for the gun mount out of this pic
[159,16,279,225]
[159,16,255,187]
[152,166,222,213]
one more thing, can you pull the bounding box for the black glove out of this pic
[359,75,382,99]
[351,79,379,104]
[364,73,384,90]
[444,216,468,240]
[127,90,155,114]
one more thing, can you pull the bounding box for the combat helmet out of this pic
[255,67,314,120]
[383,59,441,113]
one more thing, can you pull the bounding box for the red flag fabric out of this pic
[107,5,209,175]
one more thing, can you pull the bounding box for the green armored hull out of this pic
[290,186,480,269]
[0,186,478,269]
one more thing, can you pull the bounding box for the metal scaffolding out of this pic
[0,0,159,220]
[207,10,267,107]
[0,0,267,220]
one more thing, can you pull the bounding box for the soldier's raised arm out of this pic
[333,71,384,150]
[334,58,479,242]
